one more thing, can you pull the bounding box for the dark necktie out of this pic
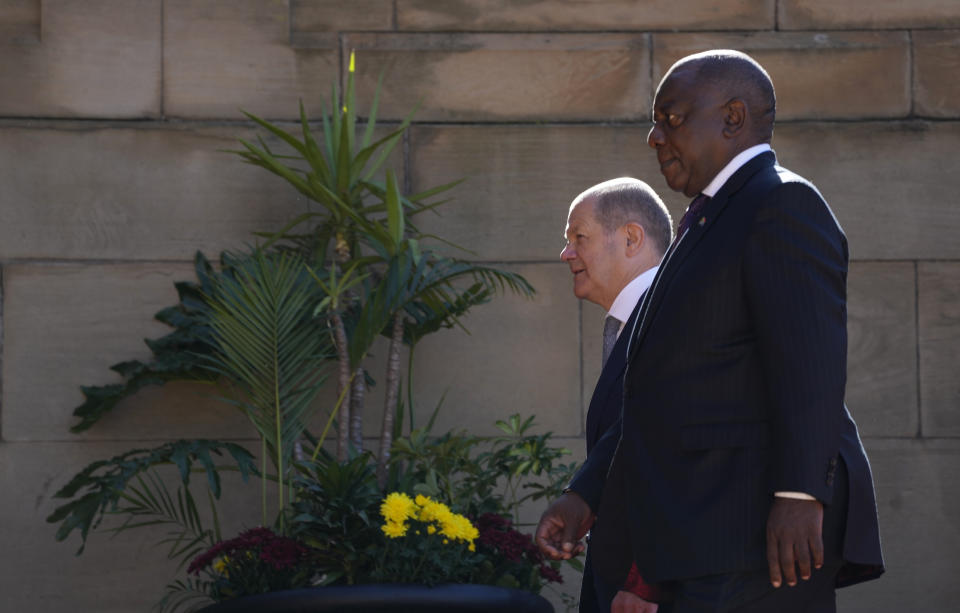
[601,315,621,368]
[674,193,711,245]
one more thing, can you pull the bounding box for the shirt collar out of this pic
[608,265,658,325]
[701,143,772,198]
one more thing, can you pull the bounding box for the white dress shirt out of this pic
[701,143,772,198]
[607,266,659,338]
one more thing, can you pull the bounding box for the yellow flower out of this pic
[349,50,356,73]
[382,520,407,539]
[419,499,453,525]
[381,492,416,524]
[440,513,478,543]
[213,556,229,576]
[468,543,476,552]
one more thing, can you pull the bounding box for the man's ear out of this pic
[722,98,747,138]
[624,223,644,256]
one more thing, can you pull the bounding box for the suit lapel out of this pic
[586,296,644,443]
[628,151,777,362]
[586,329,628,443]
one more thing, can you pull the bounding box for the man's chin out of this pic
[660,172,687,195]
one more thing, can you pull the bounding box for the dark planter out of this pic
[197,583,554,613]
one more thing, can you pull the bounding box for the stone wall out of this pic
[1,1,958,611]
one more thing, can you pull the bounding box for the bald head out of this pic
[668,49,776,143]
[573,177,673,256]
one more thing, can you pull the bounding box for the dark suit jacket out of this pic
[579,298,645,612]
[570,151,884,590]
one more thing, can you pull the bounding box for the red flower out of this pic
[473,513,562,585]
[189,527,307,575]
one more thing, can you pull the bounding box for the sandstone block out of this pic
[846,263,917,436]
[409,124,689,262]
[914,30,960,118]
[772,121,960,260]
[652,32,910,120]
[0,0,160,117]
[397,0,774,31]
[292,0,393,32]
[0,0,39,41]
[838,439,960,612]
[164,0,337,119]
[2,262,257,441]
[344,33,650,121]
[780,0,960,30]
[919,263,960,437]
[0,122,401,261]
[410,263,583,438]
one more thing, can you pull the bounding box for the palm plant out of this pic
[201,250,331,529]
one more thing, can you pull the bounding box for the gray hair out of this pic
[576,178,673,256]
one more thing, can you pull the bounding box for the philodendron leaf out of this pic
[47,440,255,555]
[70,252,221,432]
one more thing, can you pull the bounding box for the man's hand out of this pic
[535,491,595,560]
[612,590,658,613]
[766,497,824,588]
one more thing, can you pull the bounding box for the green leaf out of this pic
[361,68,385,149]
[385,169,404,251]
[47,440,255,555]
[241,110,308,157]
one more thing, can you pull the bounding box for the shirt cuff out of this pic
[774,491,817,500]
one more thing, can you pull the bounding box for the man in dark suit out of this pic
[560,177,673,613]
[537,50,884,613]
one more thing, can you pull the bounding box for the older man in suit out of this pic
[559,178,672,613]
[538,50,884,613]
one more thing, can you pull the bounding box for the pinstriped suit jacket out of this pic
[570,151,884,589]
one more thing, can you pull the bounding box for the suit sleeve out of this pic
[742,181,848,504]
[566,415,621,513]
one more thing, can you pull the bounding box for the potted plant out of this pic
[47,55,577,612]
[176,417,572,612]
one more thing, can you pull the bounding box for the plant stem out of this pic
[406,344,416,433]
[377,312,404,486]
[330,311,351,462]
[273,338,284,533]
[312,370,355,461]
[350,367,365,450]
[261,438,267,527]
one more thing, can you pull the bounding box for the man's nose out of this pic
[560,243,574,261]
[647,124,663,149]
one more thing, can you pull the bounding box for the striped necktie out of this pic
[602,315,621,368]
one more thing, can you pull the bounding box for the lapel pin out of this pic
[698,216,706,226]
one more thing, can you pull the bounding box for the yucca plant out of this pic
[339,170,535,484]
[230,51,446,462]
[232,52,535,480]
